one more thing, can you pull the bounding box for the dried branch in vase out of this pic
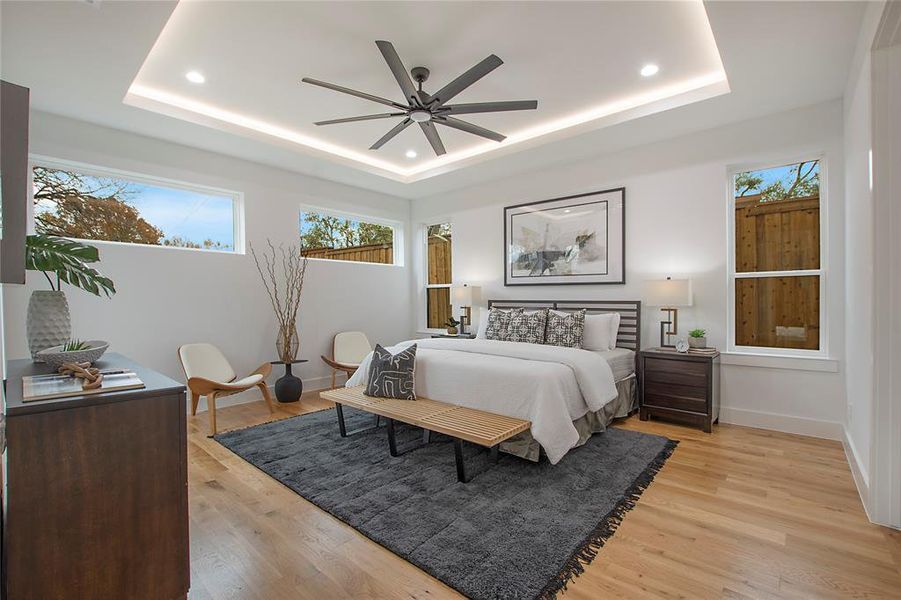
[250,240,309,362]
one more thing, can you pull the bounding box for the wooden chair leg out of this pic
[207,392,218,437]
[258,382,275,413]
[190,391,200,416]
[331,369,337,389]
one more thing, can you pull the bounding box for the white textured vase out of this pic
[27,290,72,360]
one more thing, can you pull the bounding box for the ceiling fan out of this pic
[301,40,538,157]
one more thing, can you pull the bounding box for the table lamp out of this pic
[644,277,692,348]
[452,284,480,335]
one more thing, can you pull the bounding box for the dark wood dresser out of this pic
[2,353,189,599]
[638,348,720,432]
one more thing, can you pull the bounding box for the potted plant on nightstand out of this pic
[446,317,460,335]
[688,328,707,349]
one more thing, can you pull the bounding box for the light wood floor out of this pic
[187,392,901,599]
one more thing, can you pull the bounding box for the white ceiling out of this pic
[0,1,866,199]
[126,1,726,181]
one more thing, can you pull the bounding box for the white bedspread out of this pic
[345,338,619,464]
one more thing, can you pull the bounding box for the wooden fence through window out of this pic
[734,194,820,350]
[301,243,394,264]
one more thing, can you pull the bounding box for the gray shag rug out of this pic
[215,408,676,600]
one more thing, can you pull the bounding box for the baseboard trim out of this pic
[719,406,843,440]
[842,427,872,519]
[192,374,345,413]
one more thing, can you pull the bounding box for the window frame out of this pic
[726,154,828,358]
[29,155,245,254]
[298,204,403,267]
[422,220,453,333]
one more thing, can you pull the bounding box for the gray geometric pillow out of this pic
[507,309,549,344]
[544,309,587,348]
[485,308,524,341]
[364,344,416,400]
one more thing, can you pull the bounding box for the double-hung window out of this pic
[424,223,452,329]
[729,158,824,354]
[32,159,242,253]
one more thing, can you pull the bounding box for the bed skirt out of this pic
[499,375,638,462]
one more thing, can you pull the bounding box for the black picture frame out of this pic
[504,187,626,286]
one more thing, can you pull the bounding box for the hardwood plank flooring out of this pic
[187,392,901,599]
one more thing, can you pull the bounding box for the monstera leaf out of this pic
[25,235,116,298]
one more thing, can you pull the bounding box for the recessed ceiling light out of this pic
[640,64,659,77]
[405,150,417,159]
[185,70,205,84]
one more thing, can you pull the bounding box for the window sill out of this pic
[720,351,839,373]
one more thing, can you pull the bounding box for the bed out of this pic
[346,300,641,464]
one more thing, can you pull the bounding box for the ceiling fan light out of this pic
[410,110,432,123]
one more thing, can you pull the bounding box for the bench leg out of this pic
[336,404,383,437]
[387,418,398,457]
[336,403,347,437]
[422,429,431,444]
[454,439,468,483]
[490,444,499,464]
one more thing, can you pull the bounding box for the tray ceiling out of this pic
[126,1,727,182]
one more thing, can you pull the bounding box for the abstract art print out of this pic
[504,188,625,285]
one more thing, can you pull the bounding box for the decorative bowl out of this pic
[36,340,110,370]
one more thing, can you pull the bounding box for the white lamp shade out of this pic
[452,284,479,305]
[644,278,692,307]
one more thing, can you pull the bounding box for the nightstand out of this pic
[430,333,476,339]
[638,348,720,432]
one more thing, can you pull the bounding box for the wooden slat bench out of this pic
[319,385,531,482]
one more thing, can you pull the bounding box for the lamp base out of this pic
[659,307,678,347]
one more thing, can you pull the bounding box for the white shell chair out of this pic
[320,331,372,388]
[178,343,275,436]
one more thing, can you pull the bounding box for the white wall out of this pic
[3,112,413,405]
[413,100,847,439]
[841,3,881,496]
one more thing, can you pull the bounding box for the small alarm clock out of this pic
[675,339,690,353]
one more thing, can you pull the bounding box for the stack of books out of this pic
[22,369,145,403]
[688,347,718,355]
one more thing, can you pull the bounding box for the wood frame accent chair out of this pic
[320,331,372,388]
[177,343,275,436]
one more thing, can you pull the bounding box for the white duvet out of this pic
[345,338,619,464]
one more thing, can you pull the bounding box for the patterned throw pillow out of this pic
[544,309,587,348]
[484,308,524,341]
[507,309,549,344]
[364,344,417,400]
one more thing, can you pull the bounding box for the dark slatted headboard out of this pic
[486,299,642,351]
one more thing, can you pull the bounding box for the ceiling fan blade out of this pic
[439,100,538,115]
[419,121,446,156]
[301,77,406,110]
[370,118,413,150]
[375,40,422,107]
[315,112,406,126]
[430,54,504,106]
[434,116,506,142]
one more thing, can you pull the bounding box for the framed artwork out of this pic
[504,187,625,286]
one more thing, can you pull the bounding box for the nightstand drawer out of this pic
[644,367,708,388]
[644,380,707,402]
[643,390,708,413]
[644,356,707,378]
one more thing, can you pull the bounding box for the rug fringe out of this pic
[534,439,679,600]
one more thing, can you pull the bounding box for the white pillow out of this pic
[582,312,619,351]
